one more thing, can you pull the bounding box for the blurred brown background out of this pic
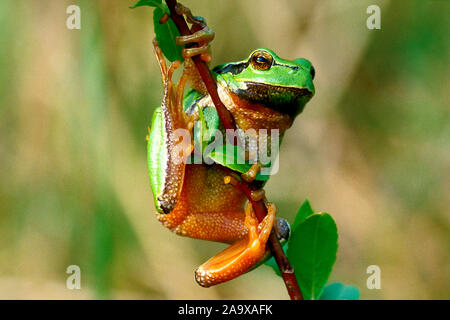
[0,0,448,299]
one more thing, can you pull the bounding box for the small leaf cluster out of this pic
[265,200,360,300]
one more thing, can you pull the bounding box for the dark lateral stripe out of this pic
[236,81,312,100]
[273,61,299,71]
[213,61,249,75]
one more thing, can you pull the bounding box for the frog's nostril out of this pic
[310,66,315,80]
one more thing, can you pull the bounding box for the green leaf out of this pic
[153,6,183,62]
[292,199,314,232]
[319,282,360,300]
[130,0,163,9]
[287,213,338,300]
[131,0,183,62]
[194,106,220,154]
[206,144,270,181]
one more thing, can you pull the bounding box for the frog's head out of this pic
[213,48,315,118]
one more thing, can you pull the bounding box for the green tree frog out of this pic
[147,15,315,287]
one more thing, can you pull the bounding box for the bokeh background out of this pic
[0,0,448,299]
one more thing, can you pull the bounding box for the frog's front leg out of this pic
[175,3,215,61]
[195,201,276,287]
[172,3,215,95]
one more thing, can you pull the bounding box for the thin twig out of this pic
[164,0,303,300]
[218,165,303,300]
[164,0,236,135]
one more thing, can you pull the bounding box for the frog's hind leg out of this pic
[152,40,195,214]
[153,38,168,85]
[195,202,277,287]
[156,163,280,287]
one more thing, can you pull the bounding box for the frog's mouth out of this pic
[233,82,313,118]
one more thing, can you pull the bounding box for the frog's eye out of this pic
[250,50,273,71]
[310,66,316,80]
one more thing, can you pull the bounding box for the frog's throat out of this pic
[232,81,312,118]
[216,84,293,134]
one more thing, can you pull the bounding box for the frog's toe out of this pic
[181,46,212,62]
[242,163,262,183]
[175,31,214,47]
[177,32,213,61]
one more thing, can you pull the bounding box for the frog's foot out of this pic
[242,163,262,183]
[153,39,195,132]
[175,3,214,61]
[195,202,276,287]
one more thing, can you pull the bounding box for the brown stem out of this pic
[164,0,303,300]
[219,165,303,300]
[165,0,236,137]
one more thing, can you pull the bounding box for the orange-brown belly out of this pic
[156,164,248,243]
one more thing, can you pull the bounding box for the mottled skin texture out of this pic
[157,164,248,243]
[149,42,314,287]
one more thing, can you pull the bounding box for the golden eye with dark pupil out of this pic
[250,51,273,70]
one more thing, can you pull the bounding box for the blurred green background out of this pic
[0,0,448,299]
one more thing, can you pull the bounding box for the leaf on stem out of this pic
[131,0,184,62]
[206,144,271,181]
[287,213,338,300]
[130,0,163,9]
[291,199,314,231]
